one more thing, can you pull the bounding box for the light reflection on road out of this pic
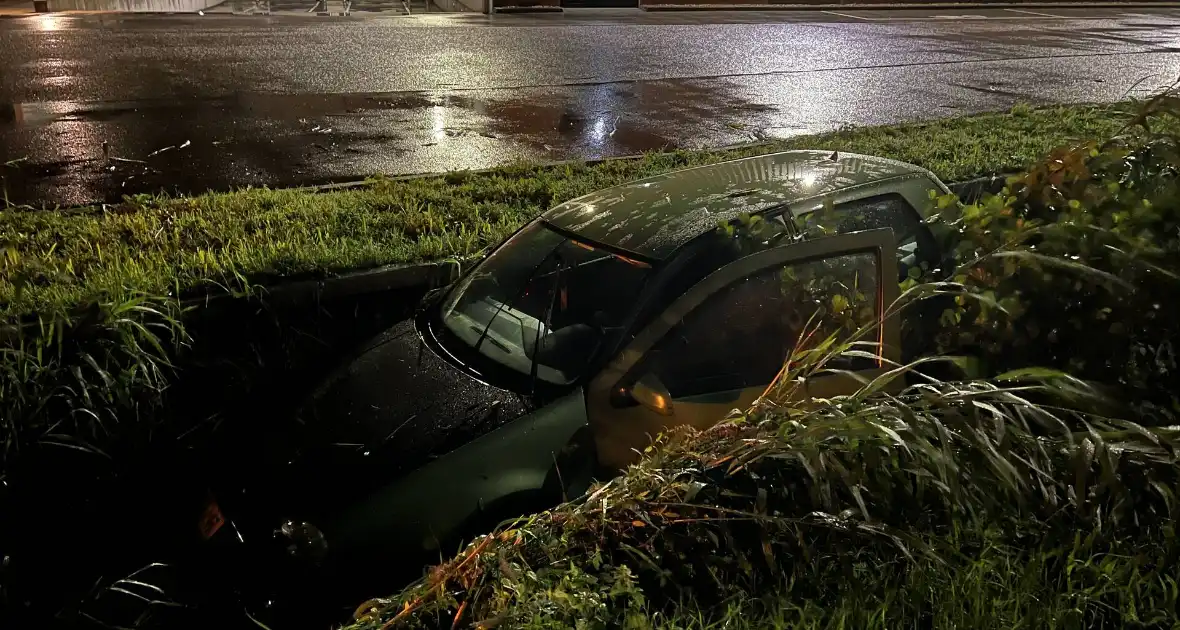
[0,9,1179,206]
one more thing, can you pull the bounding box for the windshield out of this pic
[440,222,653,385]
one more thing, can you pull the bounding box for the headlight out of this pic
[274,520,328,566]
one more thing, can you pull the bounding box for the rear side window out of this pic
[636,251,882,398]
[796,193,938,280]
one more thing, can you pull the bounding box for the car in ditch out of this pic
[200,149,953,621]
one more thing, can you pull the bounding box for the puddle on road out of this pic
[0,78,793,207]
[434,80,779,155]
[434,89,669,156]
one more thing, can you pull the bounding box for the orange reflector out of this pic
[198,499,226,540]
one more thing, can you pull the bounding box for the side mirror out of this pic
[627,373,673,416]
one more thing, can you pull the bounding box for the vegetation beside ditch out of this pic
[2,101,1159,492]
[343,91,1180,629]
[0,101,1150,320]
[0,94,1177,628]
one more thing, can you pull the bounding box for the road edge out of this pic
[641,1,1180,9]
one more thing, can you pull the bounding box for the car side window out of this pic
[797,194,938,280]
[635,251,882,399]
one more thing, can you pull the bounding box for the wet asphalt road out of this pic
[1,7,1180,207]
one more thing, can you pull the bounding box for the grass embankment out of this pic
[1,98,1175,627]
[0,102,1146,321]
[343,93,1180,629]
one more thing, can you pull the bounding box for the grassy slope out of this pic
[629,529,1171,630]
[344,380,1179,630]
[0,102,1138,320]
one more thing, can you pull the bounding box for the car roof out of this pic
[542,150,931,260]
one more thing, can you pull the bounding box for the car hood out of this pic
[256,318,534,521]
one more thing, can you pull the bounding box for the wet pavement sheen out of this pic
[1,8,1179,206]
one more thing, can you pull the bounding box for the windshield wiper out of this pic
[533,255,611,279]
[472,239,565,357]
[530,250,567,396]
[469,324,510,353]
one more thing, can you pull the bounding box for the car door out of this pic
[794,191,951,360]
[586,229,901,471]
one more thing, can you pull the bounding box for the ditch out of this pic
[0,284,431,630]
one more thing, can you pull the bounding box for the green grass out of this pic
[656,531,1176,630]
[0,101,1148,320]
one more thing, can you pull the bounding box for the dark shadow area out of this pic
[0,286,427,630]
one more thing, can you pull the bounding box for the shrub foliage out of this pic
[925,89,1180,421]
